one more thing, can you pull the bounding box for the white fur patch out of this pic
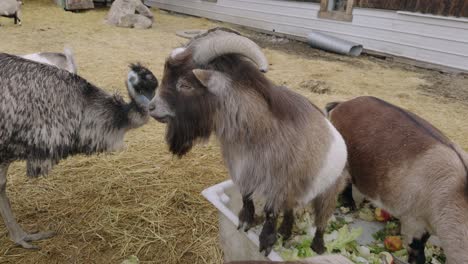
[170,47,186,58]
[21,54,53,66]
[127,70,139,85]
[300,120,347,205]
[231,156,246,183]
[400,217,428,245]
[126,70,140,104]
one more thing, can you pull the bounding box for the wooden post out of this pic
[320,0,329,11]
[346,0,354,15]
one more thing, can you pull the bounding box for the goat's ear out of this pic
[192,69,213,88]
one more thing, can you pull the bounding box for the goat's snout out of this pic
[148,96,174,124]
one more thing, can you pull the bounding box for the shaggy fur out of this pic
[149,30,348,256]
[0,54,157,248]
[327,96,468,264]
[0,54,157,176]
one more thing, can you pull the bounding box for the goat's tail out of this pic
[325,101,342,117]
[63,46,77,74]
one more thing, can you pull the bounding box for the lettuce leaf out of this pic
[325,225,363,253]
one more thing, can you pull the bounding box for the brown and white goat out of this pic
[149,28,348,256]
[327,96,468,264]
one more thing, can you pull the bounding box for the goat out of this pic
[20,47,77,74]
[326,96,468,264]
[148,28,348,256]
[0,0,22,25]
[0,54,158,249]
[225,254,353,264]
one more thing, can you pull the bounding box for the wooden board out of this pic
[145,0,468,72]
[355,0,468,17]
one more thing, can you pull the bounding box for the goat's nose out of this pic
[149,103,156,111]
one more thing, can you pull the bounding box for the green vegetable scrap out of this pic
[326,217,347,233]
[276,235,316,260]
[325,225,363,253]
[265,204,445,263]
[358,205,375,222]
[372,221,400,242]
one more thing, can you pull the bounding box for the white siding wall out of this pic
[146,0,468,71]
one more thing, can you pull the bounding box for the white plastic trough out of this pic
[202,180,284,262]
[201,180,386,262]
[202,180,440,263]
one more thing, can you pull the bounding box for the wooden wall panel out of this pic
[146,0,468,71]
[355,0,468,17]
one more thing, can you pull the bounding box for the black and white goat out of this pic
[0,54,158,248]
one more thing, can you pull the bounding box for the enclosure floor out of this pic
[0,1,467,263]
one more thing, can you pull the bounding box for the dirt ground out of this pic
[0,1,467,263]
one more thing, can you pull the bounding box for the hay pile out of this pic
[0,0,466,263]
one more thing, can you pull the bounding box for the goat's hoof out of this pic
[311,240,326,254]
[278,225,292,241]
[237,221,252,232]
[408,248,426,264]
[259,231,277,257]
[238,208,254,232]
[260,245,273,257]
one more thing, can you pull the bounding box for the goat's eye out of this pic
[179,84,193,91]
[177,80,194,92]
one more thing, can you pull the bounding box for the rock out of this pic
[107,0,153,29]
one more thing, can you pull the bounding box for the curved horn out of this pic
[191,32,269,72]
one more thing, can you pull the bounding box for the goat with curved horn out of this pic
[188,28,269,72]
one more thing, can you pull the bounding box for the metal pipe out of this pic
[307,31,363,57]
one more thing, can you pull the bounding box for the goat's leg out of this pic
[278,208,294,240]
[237,192,255,232]
[311,177,346,254]
[340,182,356,210]
[407,232,430,264]
[16,9,22,25]
[259,206,277,256]
[401,217,429,264]
[0,163,54,249]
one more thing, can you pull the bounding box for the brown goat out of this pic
[327,96,468,264]
[225,254,353,264]
[149,28,348,256]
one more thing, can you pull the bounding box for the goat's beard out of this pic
[165,114,213,157]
